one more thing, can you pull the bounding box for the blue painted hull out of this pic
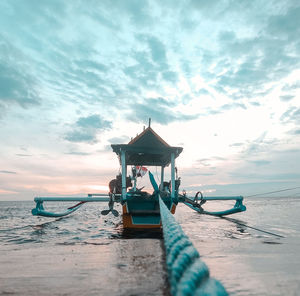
[122,192,176,229]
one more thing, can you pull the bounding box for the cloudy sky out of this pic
[1,0,300,200]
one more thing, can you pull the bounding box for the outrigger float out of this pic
[32,124,246,228]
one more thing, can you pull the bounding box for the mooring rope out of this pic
[159,196,228,296]
[246,186,300,198]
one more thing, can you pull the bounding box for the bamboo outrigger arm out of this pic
[31,194,119,218]
[182,194,246,216]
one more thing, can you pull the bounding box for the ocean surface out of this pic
[0,196,299,295]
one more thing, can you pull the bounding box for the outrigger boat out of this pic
[32,124,246,228]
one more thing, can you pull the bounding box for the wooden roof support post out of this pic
[133,171,137,192]
[171,153,175,199]
[160,166,164,191]
[121,149,127,201]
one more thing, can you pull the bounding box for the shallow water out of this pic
[0,197,300,295]
[177,196,300,296]
[0,201,167,296]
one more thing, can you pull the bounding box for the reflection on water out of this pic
[0,197,300,295]
[261,240,282,245]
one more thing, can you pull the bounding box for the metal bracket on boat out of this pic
[184,191,206,213]
[101,193,119,217]
[194,191,206,206]
[31,200,45,216]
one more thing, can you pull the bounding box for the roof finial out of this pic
[148,118,151,128]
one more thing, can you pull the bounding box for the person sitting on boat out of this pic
[158,181,170,198]
[162,181,171,192]
[109,173,132,194]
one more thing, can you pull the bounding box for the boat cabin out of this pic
[111,126,183,228]
[111,126,183,200]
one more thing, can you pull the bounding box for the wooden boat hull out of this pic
[122,195,176,229]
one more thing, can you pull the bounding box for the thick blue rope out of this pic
[159,196,228,296]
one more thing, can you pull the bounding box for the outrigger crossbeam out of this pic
[32,194,118,218]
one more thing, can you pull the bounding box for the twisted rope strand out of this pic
[159,196,228,296]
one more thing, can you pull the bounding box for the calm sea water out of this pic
[0,196,299,295]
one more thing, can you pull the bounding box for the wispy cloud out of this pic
[0,37,41,110]
[280,95,294,102]
[282,81,300,92]
[195,156,226,170]
[240,132,279,157]
[248,160,271,166]
[209,103,247,115]
[108,136,130,144]
[65,114,112,144]
[0,170,17,174]
[230,143,244,147]
[64,151,91,156]
[280,107,300,124]
[288,129,300,135]
[126,97,198,125]
[0,188,18,194]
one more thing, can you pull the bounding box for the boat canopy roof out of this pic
[111,127,183,166]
